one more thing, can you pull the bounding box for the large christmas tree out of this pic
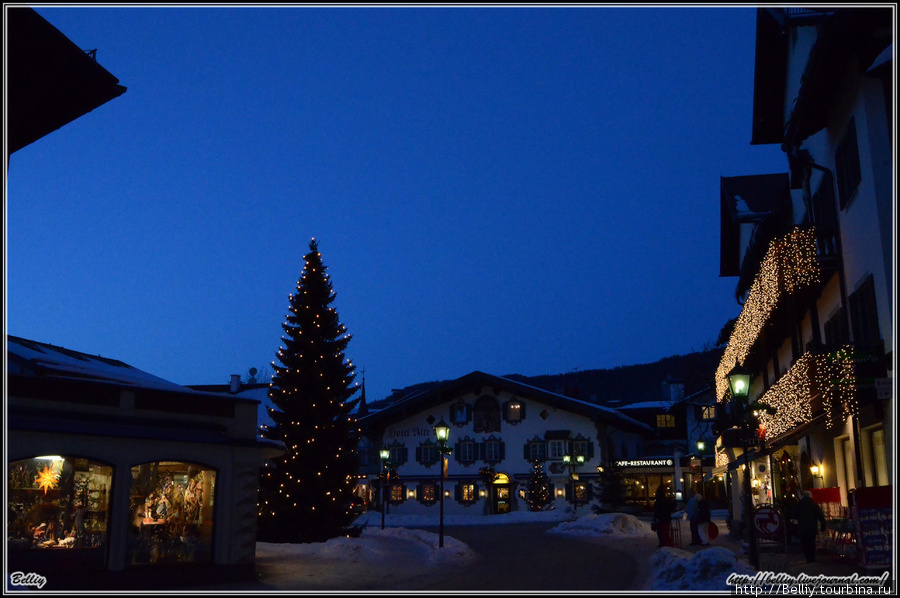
[258,239,360,543]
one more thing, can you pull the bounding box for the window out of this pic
[390,484,405,504]
[574,482,587,503]
[451,401,470,425]
[849,275,881,347]
[547,440,567,460]
[656,414,675,428]
[130,461,216,565]
[572,438,591,458]
[416,442,438,467]
[526,439,546,462]
[835,117,862,210]
[504,399,525,424]
[456,439,476,465]
[701,406,716,420]
[473,396,501,433]
[483,437,504,464]
[417,482,437,505]
[8,456,112,568]
[457,482,478,504]
[387,444,408,467]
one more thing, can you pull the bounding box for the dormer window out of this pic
[450,401,470,425]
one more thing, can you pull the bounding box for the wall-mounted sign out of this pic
[614,459,674,468]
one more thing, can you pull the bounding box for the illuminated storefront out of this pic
[7,336,282,589]
[614,458,675,510]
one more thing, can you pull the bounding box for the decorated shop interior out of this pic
[6,336,282,589]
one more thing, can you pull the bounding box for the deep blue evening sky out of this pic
[6,5,788,403]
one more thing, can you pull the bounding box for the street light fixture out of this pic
[433,419,452,548]
[379,448,391,530]
[563,452,585,513]
[726,364,759,570]
[696,440,706,495]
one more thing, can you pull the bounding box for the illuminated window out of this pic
[130,461,216,565]
[574,483,587,503]
[701,406,716,420]
[390,484,404,503]
[656,414,675,428]
[505,400,524,424]
[8,456,112,568]
[460,483,477,502]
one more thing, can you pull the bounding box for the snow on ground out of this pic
[252,509,751,591]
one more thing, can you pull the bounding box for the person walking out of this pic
[653,484,675,548]
[791,490,827,563]
[697,494,711,546]
[686,492,701,545]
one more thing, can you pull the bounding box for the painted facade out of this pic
[356,371,652,518]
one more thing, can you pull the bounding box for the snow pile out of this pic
[548,512,656,538]
[647,546,756,591]
[364,527,477,566]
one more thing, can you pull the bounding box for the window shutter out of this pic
[587,441,594,459]
[499,441,506,461]
[401,447,409,465]
[401,484,407,503]
[477,442,485,461]
[524,443,531,461]
[454,483,462,502]
[454,441,461,463]
[415,446,422,463]
[564,482,572,502]
[519,402,526,420]
[416,484,423,501]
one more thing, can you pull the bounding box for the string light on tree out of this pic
[257,239,361,543]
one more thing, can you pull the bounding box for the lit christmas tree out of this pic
[258,239,360,543]
[525,461,552,511]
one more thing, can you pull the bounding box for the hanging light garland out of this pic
[716,227,821,401]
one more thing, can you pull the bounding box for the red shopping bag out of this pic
[708,522,719,540]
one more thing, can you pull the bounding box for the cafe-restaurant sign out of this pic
[614,459,674,468]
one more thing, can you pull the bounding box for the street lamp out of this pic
[379,448,391,530]
[563,452,585,513]
[433,419,452,548]
[696,441,706,495]
[726,364,759,570]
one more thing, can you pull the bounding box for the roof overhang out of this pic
[6,7,127,154]
[357,371,654,436]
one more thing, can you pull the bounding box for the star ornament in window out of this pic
[35,464,60,494]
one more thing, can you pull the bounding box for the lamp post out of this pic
[696,441,706,495]
[433,419,451,548]
[563,452,585,513]
[379,448,391,530]
[727,364,759,570]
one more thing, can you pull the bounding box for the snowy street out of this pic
[201,509,755,592]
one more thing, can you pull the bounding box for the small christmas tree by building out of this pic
[525,461,552,511]
[258,239,360,543]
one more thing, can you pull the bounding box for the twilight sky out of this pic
[6,5,787,404]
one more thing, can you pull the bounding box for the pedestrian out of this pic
[652,484,675,548]
[697,494,711,546]
[791,490,826,563]
[686,491,701,545]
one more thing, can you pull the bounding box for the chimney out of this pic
[230,374,241,394]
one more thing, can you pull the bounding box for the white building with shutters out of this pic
[355,371,652,518]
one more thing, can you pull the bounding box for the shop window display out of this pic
[8,456,111,567]
[129,461,216,565]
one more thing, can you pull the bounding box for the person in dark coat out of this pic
[653,484,675,548]
[791,490,827,562]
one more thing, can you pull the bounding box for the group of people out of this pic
[651,483,828,564]
[651,484,710,548]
